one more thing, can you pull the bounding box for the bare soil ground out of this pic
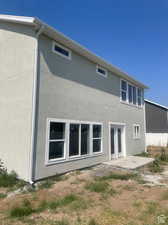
[1,163,168,225]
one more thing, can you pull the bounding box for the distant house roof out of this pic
[0,14,148,89]
[145,99,168,110]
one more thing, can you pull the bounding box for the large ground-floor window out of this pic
[46,119,103,164]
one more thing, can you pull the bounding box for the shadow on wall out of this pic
[39,35,120,98]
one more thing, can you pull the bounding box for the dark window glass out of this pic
[121,80,127,91]
[133,86,137,105]
[98,67,106,75]
[93,139,101,153]
[128,85,133,103]
[81,124,90,155]
[93,125,101,138]
[121,91,127,101]
[118,128,122,153]
[111,128,115,154]
[54,44,69,57]
[69,124,79,156]
[49,141,64,160]
[50,122,65,140]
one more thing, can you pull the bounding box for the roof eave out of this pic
[0,14,148,89]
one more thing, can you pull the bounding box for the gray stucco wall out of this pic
[34,34,146,180]
[0,22,36,181]
[145,101,168,133]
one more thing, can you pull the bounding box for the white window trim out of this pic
[52,41,71,60]
[45,118,103,166]
[120,79,143,108]
[133,124,141,139]
[92,124,103,154]
[96,65,108,78]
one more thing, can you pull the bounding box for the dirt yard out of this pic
[1,158,168,225]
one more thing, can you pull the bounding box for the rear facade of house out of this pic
[0,15,147,182]
[145,100,168,147]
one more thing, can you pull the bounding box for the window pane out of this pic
[54,44,69,57]
[81,124,90,155]
[93,139,101,153]
[69,124,79,156]
[128,85,133,103]
[93,125,101,138]
[133,87,137,105]
[121,91,127,101]
[50,122,65,140]
[138,97,142,106]
[98,67,106,75]
[49,141,64,160]
[138,88,142,97]
[121,80,127,91]
[118,128,122,153]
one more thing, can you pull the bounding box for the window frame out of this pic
[46,121,66,163]
[96,65,108,78]
[133,124,141,139]
[120,79,143,108]
[52,41,71,60]
[45,118,103,165]
[92,124,103,154]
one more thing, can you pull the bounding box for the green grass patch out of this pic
[0,193,7,199]
[148,159,163,173]
[10,199,34,218]
[38,194,78,212]
[88,218,99,225]
[97,172,138,181]
[85,181,109,193]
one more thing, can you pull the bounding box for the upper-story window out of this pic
[120,80,143,107]
[96,65,108,77]
[52,41,71,60]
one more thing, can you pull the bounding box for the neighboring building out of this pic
[145,100,168,147]
[0,15,148,183]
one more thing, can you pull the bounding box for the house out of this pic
[0,15,148,183]
[145,99,168,147]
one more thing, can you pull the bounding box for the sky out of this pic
[1,0,168,106]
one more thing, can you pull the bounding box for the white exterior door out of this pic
[110,124,125,159]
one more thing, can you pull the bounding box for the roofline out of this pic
[0,14,148,89]
[145,99,168,110]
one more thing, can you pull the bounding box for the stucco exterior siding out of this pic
[33,35,146,180]
[0,22,36,181]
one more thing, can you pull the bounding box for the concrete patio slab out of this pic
[103,156,154,170]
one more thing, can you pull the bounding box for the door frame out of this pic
[108,122,126,160]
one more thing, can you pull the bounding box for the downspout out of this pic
[29,24,45,184]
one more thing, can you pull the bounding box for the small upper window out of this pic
[133,125,140,139]
[52,42,71,60]
[96,65,107,77]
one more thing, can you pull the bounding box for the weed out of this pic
[122,185,135,191]
[148,159,163,173]
[0,171,18,187]
[161,190,168,200]
[97,172,138,181]
[10,199,34,218]
[85,181,109,193]
[70,198,88,211]
[133,200,143,208]
[145,201,158,215]
[135,152,149,157]
[38,179,54,189]
[54,219,69,225]
[0,193,7,199]
[88,218,99,225]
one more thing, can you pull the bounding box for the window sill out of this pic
[120,101,143,109]
[45,152,104,166]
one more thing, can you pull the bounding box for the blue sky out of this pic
[1,0,168,106]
